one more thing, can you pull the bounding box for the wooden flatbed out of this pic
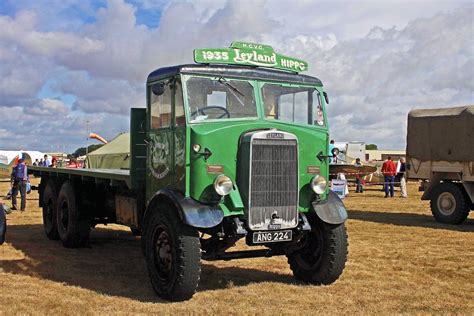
[29,166,131,188]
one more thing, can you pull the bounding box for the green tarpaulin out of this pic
[407,105,474,162]
[86,133,130,169]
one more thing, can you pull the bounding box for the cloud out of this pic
[28,98,70,116]
[0,0,472,152]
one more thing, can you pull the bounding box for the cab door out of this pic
[146,79,175,202]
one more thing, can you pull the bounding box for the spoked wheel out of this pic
[154,226,173,281]
[145,203,201,301]
[287,215,348,285]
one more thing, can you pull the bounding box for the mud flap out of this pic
[0,205,6,245]
[311,190,348,224]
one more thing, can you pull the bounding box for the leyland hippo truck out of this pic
[406,105,474,224]
[29,42,348,301]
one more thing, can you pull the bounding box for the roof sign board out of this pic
[194,41,308,73]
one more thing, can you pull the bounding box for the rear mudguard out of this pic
[0,205,6,245]
[311,190,348,224]
[146,189,224,228]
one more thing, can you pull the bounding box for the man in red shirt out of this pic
[381,156,397,198]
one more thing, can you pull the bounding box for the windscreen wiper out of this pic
[217,77,245,106]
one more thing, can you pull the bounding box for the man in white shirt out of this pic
[396,157,407,198]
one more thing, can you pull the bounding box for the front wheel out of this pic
[287,216,348,285]
[144,203,201,301]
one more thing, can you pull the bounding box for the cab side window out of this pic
[150,83,172,129]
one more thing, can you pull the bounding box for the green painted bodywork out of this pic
[145,72,330,218]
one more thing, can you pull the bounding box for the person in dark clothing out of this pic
[396,157,407,198]
[354,158,364,193]
[11,159,28,211]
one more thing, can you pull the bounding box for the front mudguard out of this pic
[146,189,224,229]
[311,190,348,224]
[0,205,6,245]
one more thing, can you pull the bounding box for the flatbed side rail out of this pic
[28,166,131,188]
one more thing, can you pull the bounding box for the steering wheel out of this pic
[191,105,230,119]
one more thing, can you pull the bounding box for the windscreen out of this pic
[262,83,325,126]
[185,76,257,122]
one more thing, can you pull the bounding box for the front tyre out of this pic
[145,203,201,301]
[287,216,348,285]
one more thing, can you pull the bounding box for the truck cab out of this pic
[31,42,348,301]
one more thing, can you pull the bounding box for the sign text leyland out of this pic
[194,42,308,73]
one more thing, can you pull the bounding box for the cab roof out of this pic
[147,64,322,86]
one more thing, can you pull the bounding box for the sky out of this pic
[0,0,472,153]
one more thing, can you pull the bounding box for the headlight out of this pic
[311,175,327,194]
[213,175,233,196]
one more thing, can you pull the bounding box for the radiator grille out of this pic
[248,138,299,230]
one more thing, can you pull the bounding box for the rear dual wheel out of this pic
[0,206,6,245]
[56,181,91,248]
[42,180,60,240]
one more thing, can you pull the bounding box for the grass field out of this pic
[1,179,473,314]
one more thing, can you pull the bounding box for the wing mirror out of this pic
[323,91,329,104]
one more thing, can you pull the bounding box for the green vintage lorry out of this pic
[29,42,348,301]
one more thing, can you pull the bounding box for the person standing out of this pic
[33,159,39,166]
[43,154,51,167]
[396,157,408,198]
[11,159,28,211]
[354,158,364,193]
[381,156,396,198]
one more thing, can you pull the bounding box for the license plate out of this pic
[252,230,292,244]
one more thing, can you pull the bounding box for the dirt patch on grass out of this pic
[1,179,473,313]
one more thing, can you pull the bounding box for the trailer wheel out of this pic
[56,181,90,248]
[430,182,470,224]
[287,215,347,285]
[144,203,201,301]
[42,180,59,240]
[0,207,6,245]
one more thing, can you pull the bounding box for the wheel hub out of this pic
[437,192,456,216]
[296,228,324,270]
[154,227,172,279]
[60,201,69,229]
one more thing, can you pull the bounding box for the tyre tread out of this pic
[288,219,348,285]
